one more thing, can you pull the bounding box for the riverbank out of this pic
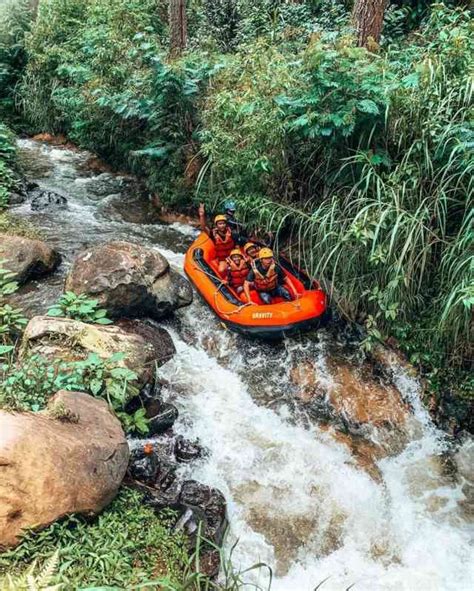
[3,0,471,432]
[0,136,472,590]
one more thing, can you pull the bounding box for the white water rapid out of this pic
[12,139,473,591]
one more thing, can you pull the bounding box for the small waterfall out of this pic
[12,138,474,591]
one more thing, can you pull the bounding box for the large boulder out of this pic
[65,241,193,320]
[0,391,129,549]
[21,316,175,386]
[0,235,60,284]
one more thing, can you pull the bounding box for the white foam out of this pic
[158,313,473,591]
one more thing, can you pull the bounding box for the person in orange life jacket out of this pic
[199,203,237,274]
[243,242,259,262]
[244,248,297,305]
[225,249,250,294]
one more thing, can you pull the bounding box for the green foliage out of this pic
[0,122,16,208]
[8,0,473,386]
[0,488,188,589]
[0,261,27,344]
[0,552,61,591]
[0,0,31,119]
[0,352,141,432]
[47,291,113,324]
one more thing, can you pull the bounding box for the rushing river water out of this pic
[11,139,473,590]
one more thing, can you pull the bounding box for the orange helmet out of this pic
[214,214,227,223]
[258,247,274,260]
[230,249,243,257]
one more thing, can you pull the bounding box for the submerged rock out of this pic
[290,356,411,471]
[65,241,193,320]
[0,234,60,284]
[0,390,129,549]
[21,316,175,386]
[30,189,67,211]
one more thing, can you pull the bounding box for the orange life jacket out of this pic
[252,261,279,292]
[226,257,249,288]
[212,227,235,261]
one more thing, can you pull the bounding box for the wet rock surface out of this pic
[65,241,193,319]
[127,384,226,578]
[129,437,226,577]
[21,316,175,386]
[0,391,129,548]
[0,234,60,284]
[30,188,68,211]
[289,354,411,475]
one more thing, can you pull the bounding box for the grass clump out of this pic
[0,487,189,589]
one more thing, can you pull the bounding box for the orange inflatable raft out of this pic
[184,232,328,339]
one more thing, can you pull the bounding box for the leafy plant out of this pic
[0,123,16,208]
[0,261,27,344]
[0,551,61,591]
[0,488,188,589]
[47,291,112,324]
[0,352,141,434]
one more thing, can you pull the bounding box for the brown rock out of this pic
[0,390,129,549]
[21,316,175,386]
[326,360,408,428]
[0,234,60,284]
[65,241,192,319]
[290,357,411,473]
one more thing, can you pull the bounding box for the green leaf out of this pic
[357,99,379,115]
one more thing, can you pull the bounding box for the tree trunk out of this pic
[352,0,386,49]
[169,0,187,58]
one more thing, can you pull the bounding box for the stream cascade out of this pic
[10,139,473,591]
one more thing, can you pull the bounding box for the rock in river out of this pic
[21,316,176,386]
[30,189,67,211]
[0,390,129,549]
[0,234,60,284]
[65,241,193,319]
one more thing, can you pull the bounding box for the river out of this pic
[10,139,473,591]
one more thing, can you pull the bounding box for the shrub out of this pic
[0,351,146,433]
[47,291,112,324]
[0,262,27,344]
[0,488,188,589]
[0,122,16,208]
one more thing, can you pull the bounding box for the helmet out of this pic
[224,199,236,211]
[258,247,274,260]
[244,242,257,253]
[214,214,227,224]
[230,249,243,257]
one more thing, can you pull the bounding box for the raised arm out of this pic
[199,203,211,235]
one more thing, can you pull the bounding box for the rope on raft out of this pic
[191,264,251,318]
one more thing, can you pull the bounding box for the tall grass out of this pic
[244,53,473,367]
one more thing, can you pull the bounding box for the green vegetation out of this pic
[0,486,271,590]
[0,350,144,429]
[0,122,16,208]
[47,291,113,324]
[0,262,26,345]
[0,488,189,589]
[3,1,469,393]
